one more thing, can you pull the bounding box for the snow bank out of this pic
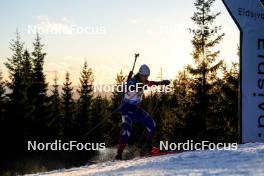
[27,143,264,176]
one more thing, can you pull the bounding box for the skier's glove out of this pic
[160,80,170,85]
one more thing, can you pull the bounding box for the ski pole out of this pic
[81,108,119,139]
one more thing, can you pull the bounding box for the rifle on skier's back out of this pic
[127,53,139,81]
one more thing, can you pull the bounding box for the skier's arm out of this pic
[126,78,137,91]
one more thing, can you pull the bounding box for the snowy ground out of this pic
[27,143,264,176]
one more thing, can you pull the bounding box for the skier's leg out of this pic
[134,108,156,140]
[119,115,132,144]
[116,114,133,159]
[133,108,156,155]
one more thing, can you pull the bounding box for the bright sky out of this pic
[0,0,239,85]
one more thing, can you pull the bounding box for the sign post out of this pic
[222,0,264,143]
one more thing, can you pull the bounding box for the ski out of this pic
[140,147,184,158]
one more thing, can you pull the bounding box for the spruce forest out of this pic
[0,0,239,174]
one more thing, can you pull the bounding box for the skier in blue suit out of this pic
[115,64,170,160]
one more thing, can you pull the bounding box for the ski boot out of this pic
[140,140,157,156]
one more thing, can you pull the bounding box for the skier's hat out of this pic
[138,64,150,76]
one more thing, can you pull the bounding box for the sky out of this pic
[0,0,240,85]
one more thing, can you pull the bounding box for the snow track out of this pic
[28,143,264,176]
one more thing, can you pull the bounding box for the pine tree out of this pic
[50,73,62,137]
[214,62,239,141]
[172,70,190,109]
[77,62,94,135]
[4,31,27,119]
[4,31,31,153]
[170,70,192,141]
[22,49,35,116]
[29,33,50,138]
[30,33,48,97]
[187,0,225,135]
[51,74,60,119]
[21,49,37,139]
[62,72,75,138]
[0,69,5,121]
[0,68,6,157]
[22,50,33,86]
[91,95,109,142]
[5,31,25,107]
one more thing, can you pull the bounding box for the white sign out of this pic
[222,0,264,143]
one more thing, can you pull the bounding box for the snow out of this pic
[27,143,264,176]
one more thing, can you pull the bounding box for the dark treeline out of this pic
[0,0,239,175]
[0,32,110,174]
